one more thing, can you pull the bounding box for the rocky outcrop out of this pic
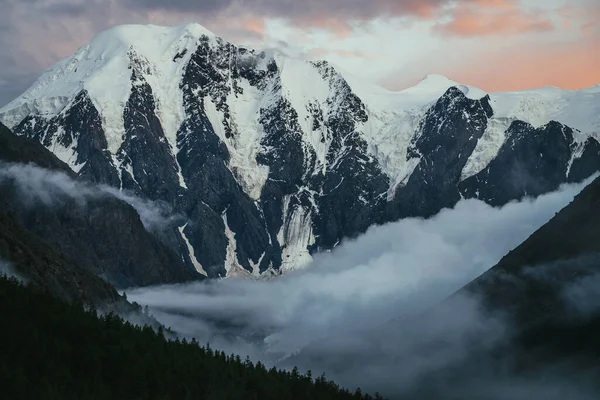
[459,120,599,205]
[391,87,493,218]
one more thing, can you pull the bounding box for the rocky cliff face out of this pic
[2,24,599,278]
[391,87,494,219]
[460,120,600,205]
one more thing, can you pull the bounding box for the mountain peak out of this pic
[398,73,487,101]
[92,23,216,46]
[0,23,220,130]
[399,73,461,95]
[416,74,460,90]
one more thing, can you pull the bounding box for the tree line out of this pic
[0,275,383,399]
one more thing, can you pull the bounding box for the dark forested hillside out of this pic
[0,209,120,305]
[0,122,201,287]
[396,176,600,398]
[466,174,600,327]
[0,275,379,400]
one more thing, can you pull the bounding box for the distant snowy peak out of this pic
[401,73,488,100]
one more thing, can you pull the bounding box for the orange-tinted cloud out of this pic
[437,0,554,36]
[242,17,266,37]
[294,16,354,38]
[449,37,600,91]
[559,4,600,36]
[308,48,372,59]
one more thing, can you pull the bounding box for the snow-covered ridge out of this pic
[1,23,598,193]
[1,22,598,277]
[334,68,600,188]
[0,24,216,152]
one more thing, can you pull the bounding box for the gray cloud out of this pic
[126,0,446,19]
[0,259,27,283]
[126,0,232,14]
[0,162,181,230]
[128,177,597,397]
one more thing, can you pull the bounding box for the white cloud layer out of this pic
[0,162,179,230]
[128,176,597,397]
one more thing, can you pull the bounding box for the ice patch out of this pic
[277,195,315,272]
[488,85,600,134]
[222,211,253,278]
[278,56,332,170]
[461,118,511,181]
[47,126,86,173]
[178,223,207,276]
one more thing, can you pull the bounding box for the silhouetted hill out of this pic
[0,123,201,287]
[0,275,379,400]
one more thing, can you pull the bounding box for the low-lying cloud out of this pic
[0,162,180,230]
[0,259,26,283]
[128,177,599,398]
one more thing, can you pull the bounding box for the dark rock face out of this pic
[569,137,600,183]
[309,61,389,251]
[177,39,274,275]
[13,91,121,187]
[459,120,599,205]
[119,62,181,202]
[391,88,494,218]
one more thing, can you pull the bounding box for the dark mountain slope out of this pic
[0,275,378,400]
[466,174,600,324]
[460,120,600,206]
[398,176,600,398]
[0,210,120,306]
[391,87,493,219]
[0,122,201,287]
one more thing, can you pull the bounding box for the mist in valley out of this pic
[128,177,600,398]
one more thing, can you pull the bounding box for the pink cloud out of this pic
[308,48,374,59]
[559,4,600,36]
[294,17,354,38]
[437,0,554,36]
[449,37,600,91]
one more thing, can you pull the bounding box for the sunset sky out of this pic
[1,0,598,106]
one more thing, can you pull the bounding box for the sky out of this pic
[0,0,598,106]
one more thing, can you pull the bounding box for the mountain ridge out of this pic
[2,23,599,278]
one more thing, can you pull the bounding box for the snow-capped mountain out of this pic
[1,23,599,279]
